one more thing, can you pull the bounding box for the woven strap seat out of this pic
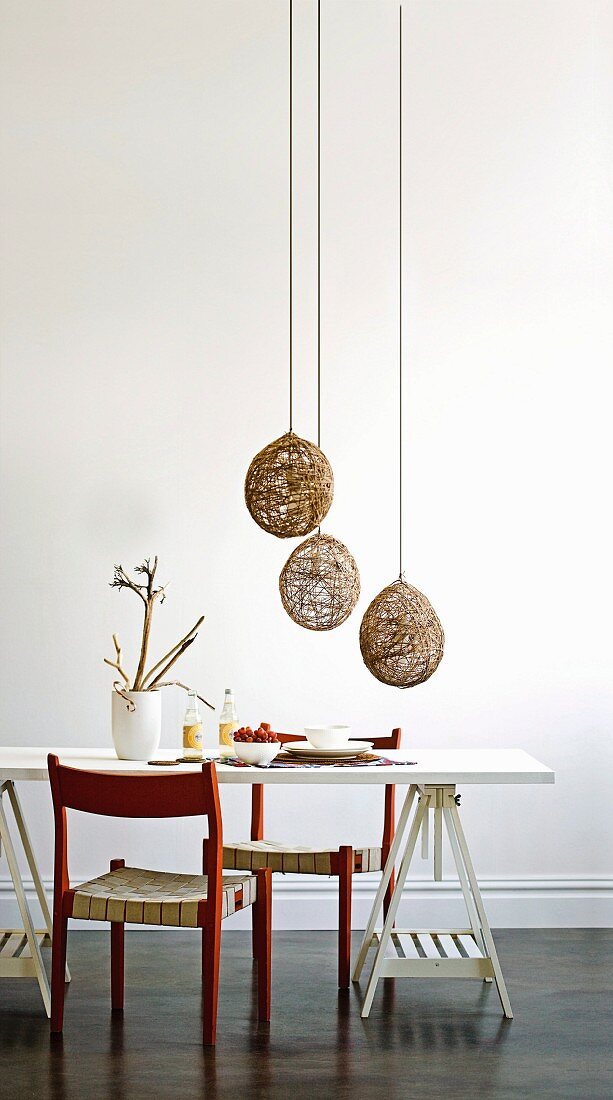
[223,840,382,876]
[69,866,257,927]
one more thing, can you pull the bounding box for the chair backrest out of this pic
[48,756,222,904]
[372,727,402,752]
[48,757,217,819]
[276,728,401,750]
[250,728,402,843]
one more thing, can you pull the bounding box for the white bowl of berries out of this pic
[232,724,281,767]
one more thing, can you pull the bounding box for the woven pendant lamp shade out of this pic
[245,432,334,539]
[359,578,444,688]
[279,532,360,631]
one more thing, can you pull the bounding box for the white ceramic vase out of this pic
[111,690,162,761]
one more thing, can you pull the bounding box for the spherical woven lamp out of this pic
[279,532,360,631]
[359,578,444,688]
[245,431,334,539]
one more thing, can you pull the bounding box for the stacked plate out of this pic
[285,740,373,761]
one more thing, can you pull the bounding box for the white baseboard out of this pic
[1,874,611,930]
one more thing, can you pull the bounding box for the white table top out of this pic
[0,747,554,786]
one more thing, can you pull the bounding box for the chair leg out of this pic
[338,847,353,989]
[50,912,68,1034]
[251,906,258,959]
[254,868,272,1022]
[111,923,125,1012]
[202,916,221,1047]
[110,859,125,1013]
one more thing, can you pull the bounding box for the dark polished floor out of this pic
[0,930,611,1099]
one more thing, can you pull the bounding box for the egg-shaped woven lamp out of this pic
[245,431,333,539]
[359,578,444,688]
[279,532,360,630]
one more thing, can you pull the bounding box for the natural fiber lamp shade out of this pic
[359,578,444,688]
[279,532,360,631]
[245,432,334,539]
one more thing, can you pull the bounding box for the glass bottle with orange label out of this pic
[182,691,203,760]
[219,688,238,754]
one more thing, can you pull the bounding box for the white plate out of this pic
[286,740,373,758]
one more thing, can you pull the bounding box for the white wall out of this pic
[1,0,611,929]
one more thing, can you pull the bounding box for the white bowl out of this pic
[304,725,352,750]
[232,741,281,767]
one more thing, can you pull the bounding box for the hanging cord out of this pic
[398,5,403,579]
[316,0,322,537]
[289,0,294,432]
[317,0,321,450]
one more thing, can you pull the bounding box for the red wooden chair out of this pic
[222,727,401,988]
[48,755,271,1046]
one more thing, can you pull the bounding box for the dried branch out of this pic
[141,616,205,689]
[113,633,130,684]
[146,635,198,690]
[147,555,157,590]
[133,556,168,601]
[104,634,131,688]
[110,564,148,605]
[135,555,156,594]
[110,558,167,689]
[132,602,154,691]
[112,682,135,711]
[104,658,130,688]
[154,681,215,711]
[106,557,210,701]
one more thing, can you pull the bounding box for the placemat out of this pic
[221,754,417,770]
[148,755,417,770]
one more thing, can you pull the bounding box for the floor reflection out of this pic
[1,930,605,1100]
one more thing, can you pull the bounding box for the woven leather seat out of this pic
[223,840,382,876]
[69,865,257,927]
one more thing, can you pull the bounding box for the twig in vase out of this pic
[112,558,170,690]
[106,557,212,707]
[111,565,148,604]
[146,635,198,690]
[154,682,215,710]
[141,616,205,689]
[104,634,131,688]
[113,683,135,711]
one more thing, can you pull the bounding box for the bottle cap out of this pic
[225,688,232,694]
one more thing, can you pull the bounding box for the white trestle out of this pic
[354,784,513,1019]
[371,929,493,979]
[395,933,420,958]
[0,930,49,978]
[0,779,71,1016]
